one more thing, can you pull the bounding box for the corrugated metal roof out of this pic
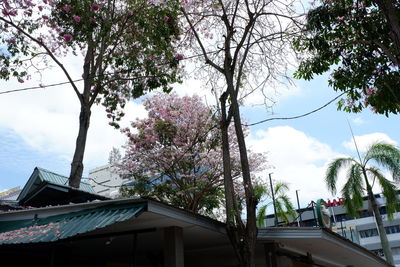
[37,167,95,193]
[0,203,145,245]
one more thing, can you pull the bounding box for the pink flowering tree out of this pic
[176,1,303,266]
[119,93,266,216]
[0,0,183,188]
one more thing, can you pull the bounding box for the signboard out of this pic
[324,197,345,207]
[315,199,332,228]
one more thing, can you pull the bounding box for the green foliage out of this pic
[255,182,297,227]
[295,0,400,115]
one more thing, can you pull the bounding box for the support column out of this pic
[264,242,278,267]
[163,226,184,267]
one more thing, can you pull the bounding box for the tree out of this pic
[119,93,266,216]
[255,182,297,227]
[108,147,121,164]
[0,0,181,188]
[325,142,400,265]
[178,1,302,265]
[294,0,400,115]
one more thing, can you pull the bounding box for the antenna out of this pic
[345,117,363,164]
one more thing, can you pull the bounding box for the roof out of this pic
[17,167,107,207]
[0,198,388,266]
[0,198,226,245]
[258,227,391,267]
[0,202,145,244]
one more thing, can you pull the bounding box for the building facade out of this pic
[265,194,400,266]
[88,164,126,198]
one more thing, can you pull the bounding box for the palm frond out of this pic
[368,167,400,220]
[326,157,355,194]
[341,164,364,217]
[256,205,268,227]
[280,195,297,220]
[254,184,268,201]
[365,143,400,180]
[275,199,287,224]
[274,182,289,195]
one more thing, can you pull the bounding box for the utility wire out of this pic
[0,79,84,95]
[0,49,211,95]
[245,92,346,127]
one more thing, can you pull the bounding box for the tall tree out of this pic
[325,142,400,265]
[255,182,297,227]
[178,1,302,265]
[119,93,266,216]
[0,0,181,187]
[295,0,400,115]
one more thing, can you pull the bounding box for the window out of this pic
[359,228,379,238]
[359,210,373,218]
[385,225,400,235]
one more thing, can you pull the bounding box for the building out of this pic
[265,194,400,265]
[88,164,126,198]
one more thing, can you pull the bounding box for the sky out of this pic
[0,52,399,210]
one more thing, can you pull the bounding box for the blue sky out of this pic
[0,58,398,208]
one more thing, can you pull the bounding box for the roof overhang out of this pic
[258,227,390,266]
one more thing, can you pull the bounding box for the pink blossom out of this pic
[6,38,16,44]
[18,78,24,83]
[72,15,81,22]
[91,4,101,11]
[175,53,184,60]
[62,5,71,12]
[63,33,73,43]
[163,15,170,22]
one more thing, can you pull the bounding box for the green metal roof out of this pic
[36,167,95,193]
[17,167,96,202]
[0,203,145,245]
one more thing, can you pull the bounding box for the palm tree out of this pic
[326,142,400,265]
[255,182,297,227]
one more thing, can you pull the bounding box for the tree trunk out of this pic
[365,178,394,265]
[374,0,400,65]
[69,105,91,188]
[225,75,258,266]
[231,99,258,267]
[219,92,247,266]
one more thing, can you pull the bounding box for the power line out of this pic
[0,79,84,95]
[244,92,346,127]
[0,50,210,95]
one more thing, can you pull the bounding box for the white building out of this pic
[265,193,400,266]
[87,164,126,198]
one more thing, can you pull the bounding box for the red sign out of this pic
[324,197,345,207]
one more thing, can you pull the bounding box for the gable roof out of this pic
[17,167,107,207]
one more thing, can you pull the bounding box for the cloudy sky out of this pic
[0,51,399,209]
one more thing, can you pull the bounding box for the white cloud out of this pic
[0,54,148,173]
[247,126,345,207]
[342,133,397,153]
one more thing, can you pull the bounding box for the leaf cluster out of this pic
[295,0,400,115]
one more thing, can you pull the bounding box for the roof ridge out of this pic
[36,167,92,186]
